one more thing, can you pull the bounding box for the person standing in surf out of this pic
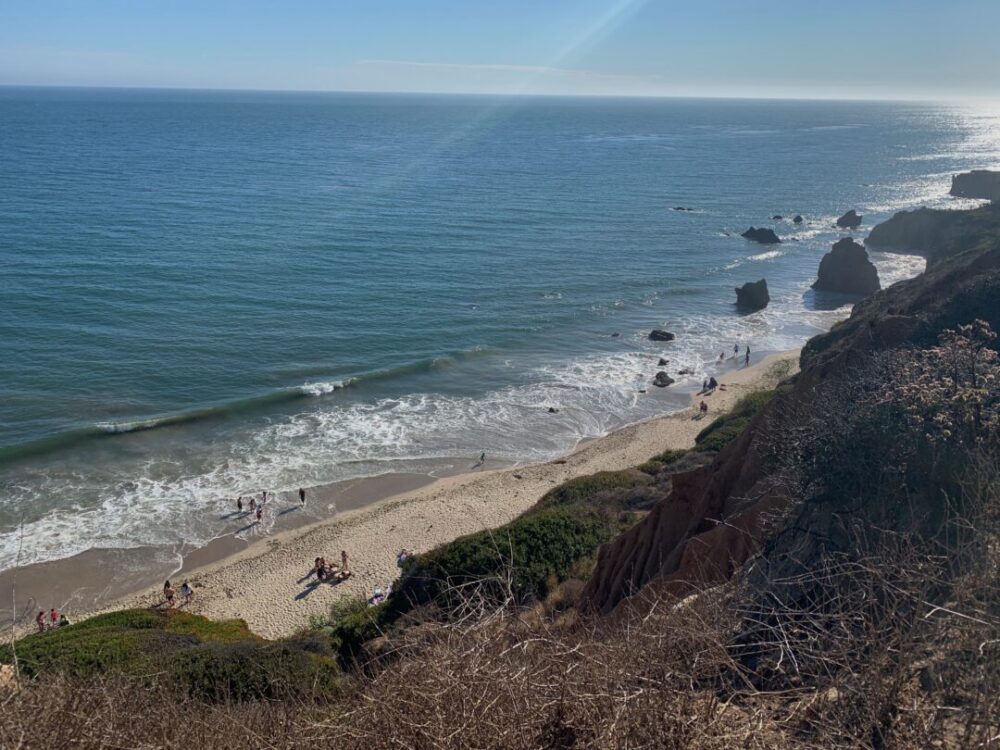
[299,487,306,507]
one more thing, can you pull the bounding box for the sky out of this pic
[1,0,999,100]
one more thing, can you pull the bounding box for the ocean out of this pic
[1,88,997,576]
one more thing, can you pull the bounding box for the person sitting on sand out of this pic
[58,614,70,628]
[180,581,193,605]
[708,376,718,390]
[369,586,385,606]
[164,580,175,608]
[700,400,709,416]
[36,610,45,633]
[396,549,411,567]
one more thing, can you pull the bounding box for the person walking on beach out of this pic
[479,451,486,465]
[237,496,243,514]
[299,487,306,507]
[180,581,193,605]
[50,608,58,627]
[36,610,45,633]
[163,580,175,608]
[255,506,263,524]
[744,348,751,367]
[249,497,256,513]
[341,550,350,575]
[700,400,709,416]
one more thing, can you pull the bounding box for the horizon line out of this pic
[0,81,986,107]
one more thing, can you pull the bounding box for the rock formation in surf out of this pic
[812,237,880,295]
[836,209,862,229]
[740,227,781,244]
[734,279,769,311]
[648,329,675,342]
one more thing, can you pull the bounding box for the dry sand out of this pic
[76,350,800,639]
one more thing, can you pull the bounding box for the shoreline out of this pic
[28,349,799,639]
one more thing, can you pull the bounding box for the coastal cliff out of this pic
[583,204,1000,613]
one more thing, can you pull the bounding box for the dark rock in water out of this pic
[734,279,770,311]
[672,206,694,212]
[836,210,862,229]
[772,215,783,221]
[548,407,559,414]
[677,368,694,376]
[611,332,620,337]
[648,329,676,342]
[653,372,675,388]
[812,238,880,295]
[657,357,669,366]
[793,215,804,224]
[950,170,1000,201]
[741,227,781,244]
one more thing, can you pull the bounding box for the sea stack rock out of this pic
[836,210,863,229]
[741,227,781,244]
[653,372,675,388]
[648,329,675,342]
[793,215,804,224]
[734,279,770,311]
[950,170,1000,201]
[812,237,880,295]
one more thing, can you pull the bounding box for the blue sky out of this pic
[1,0,998,99]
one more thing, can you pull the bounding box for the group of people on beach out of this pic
[162,579,194,608]
[311,550,351,583]
[234,487,308,525]
[717,343,751,367]
[35,608,69,632]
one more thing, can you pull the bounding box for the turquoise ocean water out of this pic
[1,88,997,573]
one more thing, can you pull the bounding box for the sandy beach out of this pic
[41,350,800,639]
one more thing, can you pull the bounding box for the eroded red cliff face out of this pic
[583,215,1000,613]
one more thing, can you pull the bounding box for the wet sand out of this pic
[5,350,799,638]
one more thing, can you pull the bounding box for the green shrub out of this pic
[696,389,778,452]
[168,641,340,701]
[398,505,620,611]
[0,608,339,701]
[539,469,650,507]
[638,449,688,475]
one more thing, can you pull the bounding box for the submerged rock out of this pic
[836,209,863,229]
[793,215,804,224]
[653,372,675,388]
[772,215,783,221]
[672,206,694,212]
[648,329,676,342]
[949,170,1000,201]
[741,227,781,244]
[657,357,669,366]
[734,279,770,311]
[812,238,880,295]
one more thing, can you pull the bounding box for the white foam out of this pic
[298,378,356,397]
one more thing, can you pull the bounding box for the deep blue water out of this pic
[1,88,997,571]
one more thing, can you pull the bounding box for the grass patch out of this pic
[638,448,689,475]
[695,389,779,453]
[538,469,650,507]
